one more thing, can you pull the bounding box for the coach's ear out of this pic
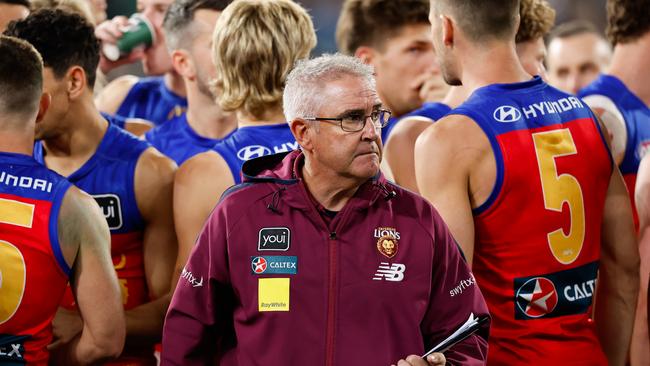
[35,92,51,123]
[289,118,312,152]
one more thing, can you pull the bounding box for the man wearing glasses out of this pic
[162,54,490,365]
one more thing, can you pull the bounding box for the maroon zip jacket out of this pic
[162,150,490,365]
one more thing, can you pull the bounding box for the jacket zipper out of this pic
[325,230,337,366]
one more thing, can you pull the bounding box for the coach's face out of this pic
[302,76,383,181]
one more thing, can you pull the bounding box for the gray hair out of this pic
[283,53,376,122]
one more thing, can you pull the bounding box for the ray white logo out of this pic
[93,194,122,230]
[258,227,290,251]
[493,105,522,123]
[181,268,204,288]
[372,262,406,282]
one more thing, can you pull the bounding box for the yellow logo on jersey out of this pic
[258,278,289,312]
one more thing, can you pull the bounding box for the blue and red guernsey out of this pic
[212,123,297,184]
[116,76,187,126]
[145,113,234,165]
[579,74,650,230]
[0,152,72,365]
[453,76,612,365]
[34,124,153,365]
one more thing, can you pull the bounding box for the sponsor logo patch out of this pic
[180,268,204,288]
[637,140,650,161]
[258,227,290,251]
[251,256,297,275]
[93,194,123,230]
[0,334,29,363]
[237,145,272,161]
[514,261,598,320]
[373,262,406,282]
[493,105,522,123]
[374,227,400,258]
[258,278,290,311]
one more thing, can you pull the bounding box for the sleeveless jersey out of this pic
[381,102,451,144]
[579,74,650,230]
[212,123,297,184]
[116,76,187,126]
[145,113,234,165]
[0,152,71,365]
[454,76,612,365]
[102,111,126,130]
[34,124,154,365]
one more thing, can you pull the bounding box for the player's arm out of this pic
[414,116,483,264]
[632,155,650,366]
[127,148,178,343]
[384,117,434,193]
[54,187,125,364]
[172,151,235,286]
[581,95,627,165]
[94,75,139,115]
[597,155,640,365]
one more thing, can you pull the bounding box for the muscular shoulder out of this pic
[386,117,433,149]
[135,147,177,187]
[176,150,229,186]
[95,75,140,114]
[417,114,489,158]
[58,186,110,267]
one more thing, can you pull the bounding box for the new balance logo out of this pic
[373,262,406,282]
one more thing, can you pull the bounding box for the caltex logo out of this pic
[251,256,268,274]
[493,105,522,123]
[516,277,559,318]
[237,145,272,161]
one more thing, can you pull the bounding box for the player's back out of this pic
[453,76,611,365]
[212,123,297,184]
[116,76,187,126]
[0,152,72,365]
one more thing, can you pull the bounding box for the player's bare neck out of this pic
[186,93,236,140]
[609,34,650,106]
[42,105,108,176]
[164,71,187,98]
[236,107,286,128]
[461,43,531,92]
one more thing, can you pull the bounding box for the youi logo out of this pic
[258,227,291,251]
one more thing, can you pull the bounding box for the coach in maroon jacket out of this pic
[162,53,490,366]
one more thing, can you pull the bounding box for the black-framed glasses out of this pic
[304,109,392,132]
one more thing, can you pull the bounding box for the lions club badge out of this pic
[374,227,401,258]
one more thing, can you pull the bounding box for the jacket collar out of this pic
[241,150,397,212]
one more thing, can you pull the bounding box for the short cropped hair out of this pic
[30,0,94,24]
[433,0,520,43]
[4,9,100,87]
[336,0,429,55]
[606,0,650,45]
[163,0,231,52]
[212,0,316,119]
[547,20,601,43]
[516,0,556,43]
[283,53,376,122]
[0,35,43,117]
